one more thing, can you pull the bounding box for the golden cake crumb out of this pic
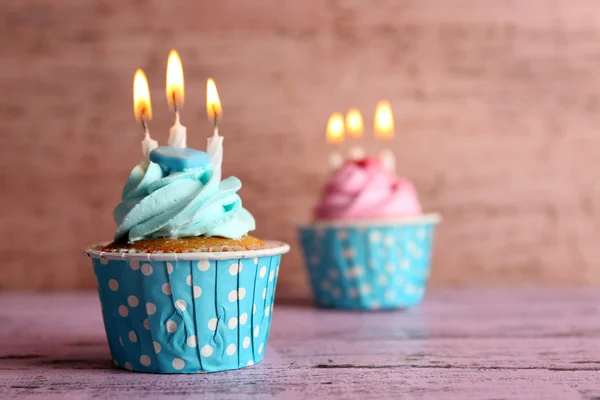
[101,235,267,253]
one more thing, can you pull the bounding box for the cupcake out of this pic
[86,146,289,373]
[299,157,440,310]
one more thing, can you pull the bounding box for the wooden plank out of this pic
[1,1,600,290]
[1,290,599,399]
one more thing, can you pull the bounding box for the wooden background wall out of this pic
[1,0,600,291]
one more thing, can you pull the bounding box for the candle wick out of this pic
[140,115,150,137]
[172,93,180,124]
[212,104,220,137]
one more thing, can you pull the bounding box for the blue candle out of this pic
[150,146,211,172]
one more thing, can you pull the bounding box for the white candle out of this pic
[142,133,158,162]
[168,115,187,148]
[207,130,223,181]
[166,50,186,148]
[327,112,345,171]
[133,69,157,162]
[346,109,365,161]
[380,149,396,173]
[348,146,365,161]
[329,152,343,170]
[206,78,223,180]
[374,101,395,173]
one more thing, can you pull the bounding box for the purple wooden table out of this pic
[1,290,599,399]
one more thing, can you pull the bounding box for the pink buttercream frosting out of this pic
[314,158,422,221]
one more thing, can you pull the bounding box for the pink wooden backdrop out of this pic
[1,0,600,291]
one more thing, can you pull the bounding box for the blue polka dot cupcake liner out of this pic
[299,214,440,310]
[85,241,290,373]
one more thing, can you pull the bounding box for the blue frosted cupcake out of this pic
[299,158,440,310]
[85,146,289,373]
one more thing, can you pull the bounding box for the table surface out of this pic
[1,290,599,400]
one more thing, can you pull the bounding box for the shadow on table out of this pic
[275,296,316,308]
[0,335,115,371]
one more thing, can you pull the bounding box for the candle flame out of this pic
[345,109,363,138]
[166,49,184,110]
[326,113,345,144]
[206,78,222,123]
[133,69,152,122]
[374,101,394,139]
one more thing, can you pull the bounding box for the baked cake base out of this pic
[101,235,267,253]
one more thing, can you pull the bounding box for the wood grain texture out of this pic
[1,1,600,290]
[1,290,600,399]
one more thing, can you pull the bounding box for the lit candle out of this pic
[326,112,345,170]
[166,49,187,148]
[133,69,158,161]
[346,108,365,160]
[374,101,395,173]
[206,78,224,181]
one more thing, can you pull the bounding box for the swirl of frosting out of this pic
[113,161,255,242]
[314,158,422,221]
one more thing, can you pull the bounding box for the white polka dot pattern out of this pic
[153,341,161,353]
[197,260,210,272]
[207,318,218,331]
[193,286,202,298]
[165,320,177,333]
[141,263,153,276]
[299,223,436,310]
[146,302,156,315]
[229,262,241,275]
[186,336,197,348]
[140,355,151,366]
[118,305,128,317]
[91,255,282,373]
[226,344,236,356]
[172,358,185,370]
[227,290,238,302]
[127,295,139,307]
[360,283,372,295]
[201,345,213,357]
[161,283,171,295]
[175,299,187,312]
[383,236,395,247]
[108,279,119,291]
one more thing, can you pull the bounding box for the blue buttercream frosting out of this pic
[113,156,255,243]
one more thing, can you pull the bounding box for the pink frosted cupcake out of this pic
[299,157,440,310]
[315,158,422,221]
